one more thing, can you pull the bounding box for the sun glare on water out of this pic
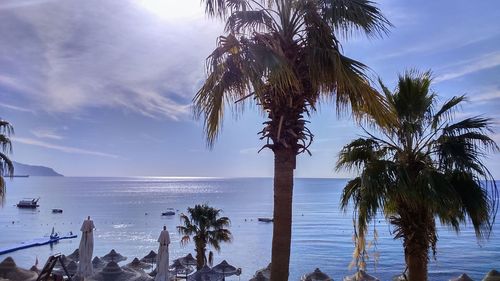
[135,0,202,20]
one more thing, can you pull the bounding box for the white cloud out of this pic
[376,33,499,61]
[13,137,119,158]
[0,0,56,10]
[469,87,500,103]
[435,52,500,82]
[239,147,260,155]
[31,128,64,140]
[0,0,223,120]
[0,102,35,113]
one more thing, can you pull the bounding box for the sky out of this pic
[0,0,499,177]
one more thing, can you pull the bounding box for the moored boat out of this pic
[16,198,39,209]
[258,217,273,223]
[161,208,176,216]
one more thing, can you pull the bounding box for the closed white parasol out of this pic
[77,216,95,278]
[154,226,171,281]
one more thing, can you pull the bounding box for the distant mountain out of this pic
[12,161,63,177]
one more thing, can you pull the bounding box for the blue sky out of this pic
[0,0,499,177]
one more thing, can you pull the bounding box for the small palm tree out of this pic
[194,1,392,279]
[0,119,14,202]
[337,70,498,281]
[177,204,232,269]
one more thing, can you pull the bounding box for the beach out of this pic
[1,177,499,280]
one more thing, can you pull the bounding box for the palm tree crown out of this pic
[194,0,392,148]
[337,70,498,281]
[177,204,232,269]
[0,119,14,202]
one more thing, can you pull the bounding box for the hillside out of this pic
[12,161,64,177]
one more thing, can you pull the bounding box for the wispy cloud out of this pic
[0,0,56,10]
[469,86,500,103]
[435,52,500,82]
[376,33,500,61]
[0,0,221,120]
[239,147,260,155]
[31,128,64,140]
[13,137,119,158]
[0,102,35,113]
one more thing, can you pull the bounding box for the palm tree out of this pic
[194,1,391,279]
[337,70,498,281]
[177,204,232,269]
[0,119,14,202]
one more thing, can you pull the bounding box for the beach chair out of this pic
[36,253,73,281]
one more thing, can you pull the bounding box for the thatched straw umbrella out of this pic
[141,251,157,263]
[101,249,127,263]
[213,260,238,281]
[89,261,152,281]
[93,256,106,270]
[483,270,500,281]
[301,268,333,281]
[450,273,474,281]
[178,253,197,267]
[170,259,193,279]
[125,258,152,271]
[68,249,80,262]
[187,265,223,281]
[253,263,271,280]
[249,272,268,281]
[67,261,78,276]
[0,257,38,281]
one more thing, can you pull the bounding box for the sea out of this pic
[0,177,498,280]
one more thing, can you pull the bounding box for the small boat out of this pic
[161,208,176,216]
[258,218,273,223]
[16,198,40,209]
[52,209,63,213]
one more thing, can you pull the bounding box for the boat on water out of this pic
[161,208,176,216]
[258,218,274,223]
[52,208,63,213]
[16,198,39,209]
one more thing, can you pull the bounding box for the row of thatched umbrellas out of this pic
[60,249,240,281]
[2,253,500,281]
[247,263,500,281]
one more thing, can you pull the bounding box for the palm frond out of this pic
[431,95,465,129]
[319,0,392,38]
[203,0,249,18]
[443,117,494,136]
[336,138,382,171]
[226,10,275,33]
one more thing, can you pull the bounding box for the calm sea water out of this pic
[0,177,498,280]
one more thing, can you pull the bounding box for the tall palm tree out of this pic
[194,1,391,279]
[177,204,232,269]
[0,119,14,202]
[337,70,498,281]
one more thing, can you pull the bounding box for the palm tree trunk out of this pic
[195,241,206,270]
[270,148,295,281]
[404,218,430,281]
[407,250,428,281]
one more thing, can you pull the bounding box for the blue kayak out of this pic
[0,233,78,255]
